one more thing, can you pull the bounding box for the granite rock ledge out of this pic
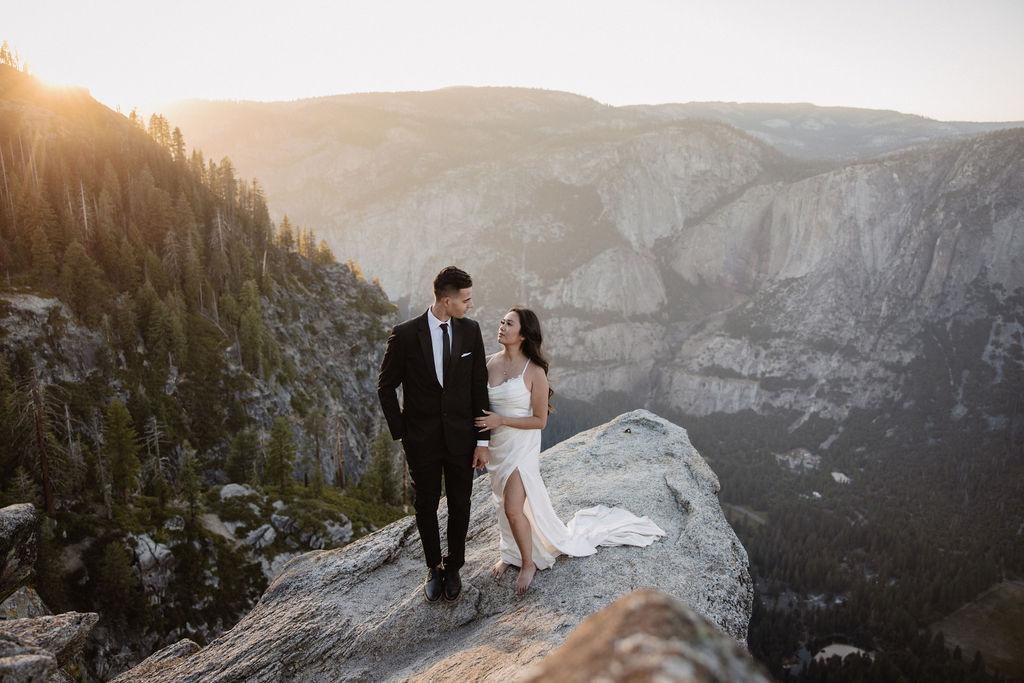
[114,410,752,682]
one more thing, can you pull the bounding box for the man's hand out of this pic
[472,446,490,471]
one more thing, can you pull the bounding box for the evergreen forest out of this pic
[0,59,407,678]
[545,296,1024,682]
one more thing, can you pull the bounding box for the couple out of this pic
[377,266,664,601]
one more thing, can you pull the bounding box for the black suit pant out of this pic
[403,436,474,570]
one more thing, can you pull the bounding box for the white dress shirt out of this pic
[426,307,451,387]
[425,307,488,448]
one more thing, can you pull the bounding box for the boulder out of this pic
[0,586,51,619]
[0,504,41,598]
[128,534,174,575]
[127,534,176,596]
[323,517,353,547]
[517,589,771,682]
[0,612,98,669]
[220,484,259,501]
[245,524,276,549]
[0,633,57,683]
[270,514,300,536]
[114,411,751,681]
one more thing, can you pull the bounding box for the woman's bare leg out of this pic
[503,469,537,594]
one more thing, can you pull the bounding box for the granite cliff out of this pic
[163,89,1024,431]
[111,410,752,681]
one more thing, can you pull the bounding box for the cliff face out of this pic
[113,411,752,682]
[0,267,395,677]
[163,90,1024,429]
[0,261,392,483]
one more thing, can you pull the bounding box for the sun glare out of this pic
[5,0,1024,121]
[34,73,90,96]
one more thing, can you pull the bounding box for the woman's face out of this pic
[497,311,524,345]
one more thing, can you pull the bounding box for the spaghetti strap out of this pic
[519,358,530,378]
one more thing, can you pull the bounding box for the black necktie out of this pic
[440,322,451,383]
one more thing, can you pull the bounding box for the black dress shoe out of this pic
[424,566,444,602]
[443,566,462,601]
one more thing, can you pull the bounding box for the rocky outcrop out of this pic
[0,263,393,489]
[1,504,40,599]
[113,410,751,681]
[518,589,771,683]
[0,635,57,683]
[239,262,396,482]
[0,295,105,388]
[0,507,97,682]
[0,587,50,619]
[110,639,201,680]
[0,612,99,682]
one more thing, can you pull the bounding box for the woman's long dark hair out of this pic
[508,306,555,413]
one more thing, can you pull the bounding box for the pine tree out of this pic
[0,356,21,480]
[345,258,364,281]
[265,417,296,492]
[305,408,327,465]
[147,114,171,151]
[179,443,201,520]
[182,241,203,309]
[0,41,22,69]
[161,230,181,286]
[170,127,186,163]
[10,466,40,506]
[216,158,237,216]
[104,399,141,505]
[98,541,145,623]
[22,369,58,514]
[29,212,57,286]
[298,226,314,259]
[276,215,295,253]
[59,241,107,326]
[227,430,257,483]
[35,517,68,611]
[360,431,400,505]
[314,239,336,266]
[309,461,325,498]
[116,235,141,292]
[238,279,265,373]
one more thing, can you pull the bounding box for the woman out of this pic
[475,307,665,595]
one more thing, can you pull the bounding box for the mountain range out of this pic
[162,88,1024,438]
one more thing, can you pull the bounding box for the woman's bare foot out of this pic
[515,562,537,595]
[491,560,511,579]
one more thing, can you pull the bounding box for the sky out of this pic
[6,0,1024,122]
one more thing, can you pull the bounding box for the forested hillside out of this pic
[0,62,405,678]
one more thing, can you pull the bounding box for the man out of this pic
[377,266,491,602]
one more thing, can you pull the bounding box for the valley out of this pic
[161,88,1024,681]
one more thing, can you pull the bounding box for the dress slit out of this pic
[486,360,664,571]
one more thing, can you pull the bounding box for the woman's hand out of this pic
[475,410,503,431]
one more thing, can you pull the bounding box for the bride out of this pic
[475,307,665,595]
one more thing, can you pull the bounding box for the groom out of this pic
[377,265,491,602]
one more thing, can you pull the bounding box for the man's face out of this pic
[442,287,474,319]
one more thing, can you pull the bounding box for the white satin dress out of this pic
[486,360,665,570]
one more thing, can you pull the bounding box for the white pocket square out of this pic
[460,351,472,357]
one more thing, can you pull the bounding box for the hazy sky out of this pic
[7,0,1024,122]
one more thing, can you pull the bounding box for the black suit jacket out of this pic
[377,312,490,455]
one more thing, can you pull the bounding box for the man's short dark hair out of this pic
[433,266,473,299]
